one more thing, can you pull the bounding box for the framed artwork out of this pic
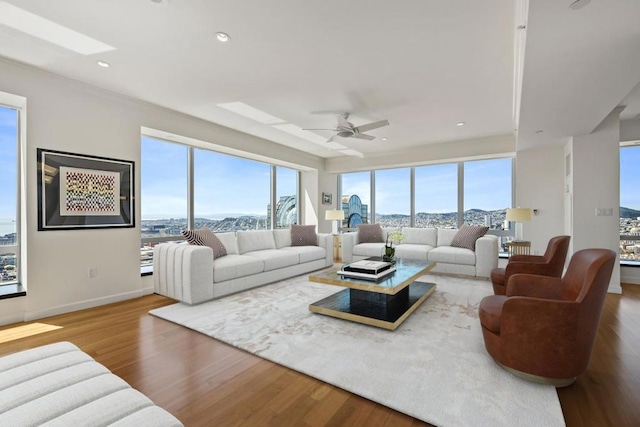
[37,148,135,230]
[322,192,332,205]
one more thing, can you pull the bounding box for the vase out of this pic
[383,245,395,262]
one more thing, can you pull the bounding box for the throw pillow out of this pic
[450,225,489,251]
[357,223,384,243]
[181,227,228,259]
[291,225,317,246]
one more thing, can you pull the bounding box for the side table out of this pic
[506,241,531,256]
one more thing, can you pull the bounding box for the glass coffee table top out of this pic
[309,258,435,295]
[308,258,437,330]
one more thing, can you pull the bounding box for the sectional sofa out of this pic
[342,226,499,278]
[154,229,333,304]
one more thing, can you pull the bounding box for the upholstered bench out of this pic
[0,342,182,426]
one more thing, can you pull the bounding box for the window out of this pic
[375,168,410,227]
[274,166,298,228]
[620,144,640,264]
[0,104,19,285]
[463,158,512,227]
[140,135,299,272]
[415,163,458,228]
[341,171,371,229]
[339,157,514,251]
[194,149,271,231]
[140,137,188,271]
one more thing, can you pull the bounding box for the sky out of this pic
[1,112,639,221]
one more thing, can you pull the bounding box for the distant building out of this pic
[341,195,369,228]
[267,195,297,228]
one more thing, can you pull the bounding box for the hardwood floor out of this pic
[1,284,639,426]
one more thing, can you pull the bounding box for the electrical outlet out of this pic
[87,267,98,278]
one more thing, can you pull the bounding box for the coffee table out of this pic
[308,258,436,330]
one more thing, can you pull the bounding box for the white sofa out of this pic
[154,229,333,304]
[342,227,499,278]
[0,342,182,426]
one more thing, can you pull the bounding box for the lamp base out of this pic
[514,222,524,241]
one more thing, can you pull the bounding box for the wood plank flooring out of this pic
[0,284,638,426]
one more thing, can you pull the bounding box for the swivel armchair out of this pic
[479,248,616,386]
[491,235,571,295]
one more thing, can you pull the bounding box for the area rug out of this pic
[149,274,565,427]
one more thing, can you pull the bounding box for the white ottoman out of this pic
[0,342,183,426]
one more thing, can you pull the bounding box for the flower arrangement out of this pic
[384,231,404,261]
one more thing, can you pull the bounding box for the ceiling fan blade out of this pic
[336,113,351,128]
[355,119,389,133]
[301,128,339,131]
[351,133,376,141]
[327,135,335,143]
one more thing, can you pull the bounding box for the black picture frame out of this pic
[37,148,135,230]
[322,192,332,205]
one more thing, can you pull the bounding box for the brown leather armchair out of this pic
[491,235,571,295]
[479,248,616,386]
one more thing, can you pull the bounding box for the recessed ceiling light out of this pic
[536,130,544,134]
[381,137,388,141]
[456,122,466,127]
[216,32,230,42]
[97,60,110,68]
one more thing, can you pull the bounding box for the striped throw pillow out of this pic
[182,227,228,259]
[450,225,489,251]
[291,225,317,246]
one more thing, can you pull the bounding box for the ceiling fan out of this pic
[303,113,389,142]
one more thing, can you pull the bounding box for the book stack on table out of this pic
[338,259,396,281]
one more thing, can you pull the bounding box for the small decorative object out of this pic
[322,192,332,205]
[383,231,404,262]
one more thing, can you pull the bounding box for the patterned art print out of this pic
[59,167,121,216]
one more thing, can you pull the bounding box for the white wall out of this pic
[0,58,324,324]
[567,109,622,293]
[515,144,566,255]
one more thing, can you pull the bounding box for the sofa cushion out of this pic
[450,225,489,251]
[291,225,317,246]
[242,249,300,271]
[357,224,383,243]
[273,229,292,249]
[237,230,276,254]
[394,244,433,261]
[215,232,239,255]
[401,227,437,246]
[212,254,264,283]
[181,227,227,259]
[428,246,476,266]
[437,228,458,247]
[353,242,386,258]
[282,246,327,263]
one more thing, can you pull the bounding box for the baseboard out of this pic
[141,286,155,296]
[24,290,144,322]
[608,284,623,295]
[0,312,26,326]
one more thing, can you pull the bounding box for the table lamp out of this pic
[325,209,345,235]
[506,208,532,241]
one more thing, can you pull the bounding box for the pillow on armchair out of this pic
[357,224,384,243]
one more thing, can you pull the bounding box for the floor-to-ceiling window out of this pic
[140,135,299,272]
[415,163,458,228]
[375,168,410,227]
[620,144,640,264]
[0,104,19,285]
[341,171,371,229]
[463,158,512,227]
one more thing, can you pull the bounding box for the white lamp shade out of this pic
[325,210,345,221]
[506,208,532,222]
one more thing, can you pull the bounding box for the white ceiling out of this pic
[0,0,639,159]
